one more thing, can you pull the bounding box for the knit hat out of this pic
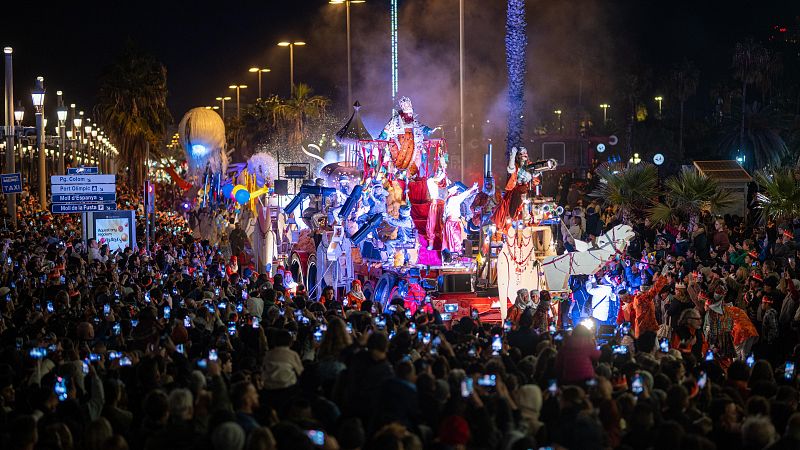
[438,415,471,446]
[211,422,245,450]
[514,385,543,420]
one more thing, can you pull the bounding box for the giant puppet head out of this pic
[178,107,228,183]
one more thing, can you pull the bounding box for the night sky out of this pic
[1,1,798,131]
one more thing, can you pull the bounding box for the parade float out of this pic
[175,96,633,327]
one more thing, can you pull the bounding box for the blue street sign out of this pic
[52,193,117,203]
[51,184,116,194]
[67,166,99,175]
[1,173,22,194]
[51,203,117,214]
[51,174,116,185]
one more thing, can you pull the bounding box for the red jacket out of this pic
[555,337,600,385]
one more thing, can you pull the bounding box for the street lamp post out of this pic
[654,96,663,119]
[277,41,306,95]
[4,47,16,227]
[73,110,83,165]
[628,153,641,165]
[56,91,67,174]
[248,67,271,100]
[228,85,247,119]
[31,77,46,211]
[84,119,93,162]
[553,109,563,133]
[599,103,610,125]
[14,102,24,174]
[215,96,231,120]
[330,0,364,109]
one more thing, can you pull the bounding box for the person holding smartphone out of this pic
[554,323,600,385]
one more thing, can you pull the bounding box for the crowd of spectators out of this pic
[0,179,800,450]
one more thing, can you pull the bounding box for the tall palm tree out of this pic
[754,167,800,221]
[648,170,733,231]
[718,101,790,169]
[756,51,783,104]
[669,60,699,160]
[95,43,172,189]
[732,40,770,161]
[589,162,659,224]
[273,84,329,147]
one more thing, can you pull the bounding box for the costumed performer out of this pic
[426,164,448,250]
[378,96,436,175]
[493,147,533,230]
[703,293,758,364]
[443,182,480,256]
[345,279,366,310]
[508,288,533,325]
[383,205,415,266]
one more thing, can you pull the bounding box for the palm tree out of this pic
[732,40,770,161]
[589,162,659,224]
[756,52,783,104]
[718,101,790,169]
[669,60,699,160]
[648,170,733,231]
[754,167,800,221]
[622,68,652,155]
[273,84,330,147]
[95,43,172,189]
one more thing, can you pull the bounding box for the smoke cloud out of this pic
[253,0,626,183]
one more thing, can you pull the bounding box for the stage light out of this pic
[580,318,595,331]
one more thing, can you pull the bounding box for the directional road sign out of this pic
[52,203,117,214]
[51,174,116,185]
[52,193,117,203]
[1,173,22,194]
[51,184,116,194]
[67,167,99,175]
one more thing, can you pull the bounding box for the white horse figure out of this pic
[541,224,635,291]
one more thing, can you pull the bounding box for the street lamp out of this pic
[629,153,641,165]
[248,67,271,100]
[56,91,68,174]
[84,119,93,162]
[14,101,24,125]
[330,0,365,109]
[599,103,610,125]
[31,77,46,211]
[228,85,247,119]
[215,96,231,120]
[553,109,563,133]
[654,96,663,118]
[277,41,306,95]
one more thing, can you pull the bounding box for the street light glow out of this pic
[278,42,290,47]
[654,96,663,101]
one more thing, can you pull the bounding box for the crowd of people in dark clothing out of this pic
[1,179,800,450]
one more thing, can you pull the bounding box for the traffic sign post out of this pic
[51,174,116,185]
[67,166,99,175]
[1,173,22,195]
[52,193,117,203]
[51,184,116,194]
[52,203,117,214]
[50,172,117,216]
